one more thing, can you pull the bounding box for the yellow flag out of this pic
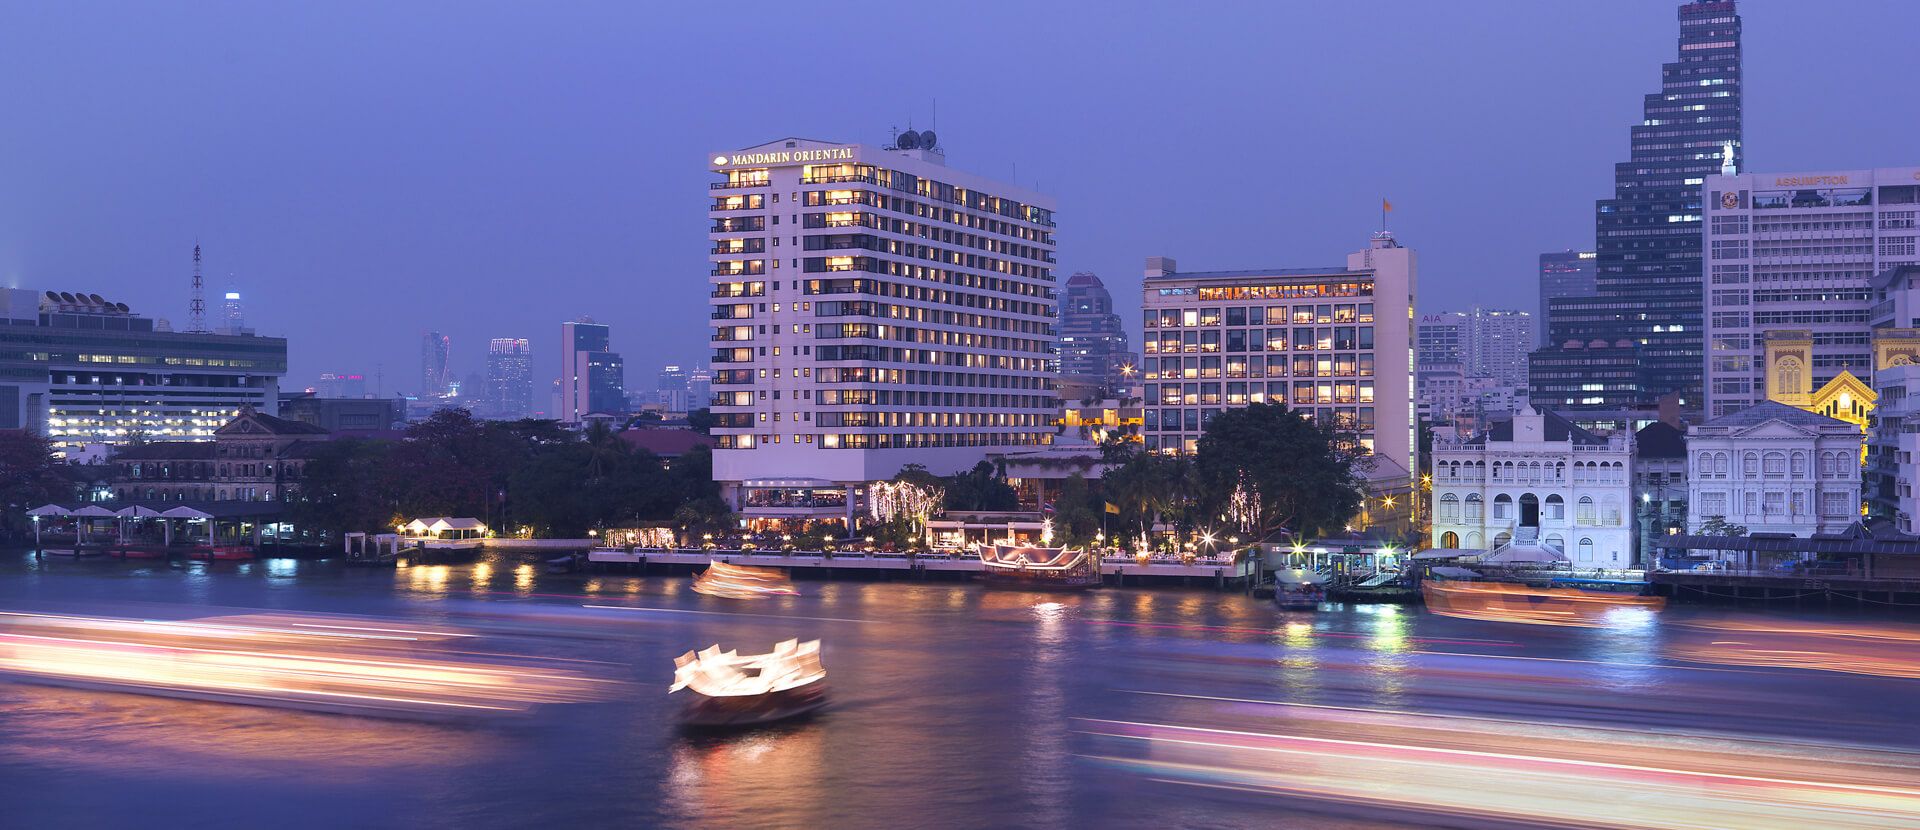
[1104,502,1120,515]
[1382,198,1393,213]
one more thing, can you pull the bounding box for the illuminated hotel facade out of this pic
[706,135,1058,529]
[0,288,287,449]
[1139,233,1417,485]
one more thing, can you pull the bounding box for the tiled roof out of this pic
[1634,421,1687,458]
[1702,400,1850,429]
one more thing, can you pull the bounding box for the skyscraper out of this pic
[707,133,1057,530]
[220,291,248,335]
[1538,0,1742,412]
[1537,250,1596,347]
[486,337,534,419]
[1059,272,1136,389]
[656,364,690,413]
[1419,308,1532,388]
[560,318,624,422]
[687,365,713,412]
[419,331,451,398]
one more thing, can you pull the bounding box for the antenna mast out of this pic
[189,244,207,333]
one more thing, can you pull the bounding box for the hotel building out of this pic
[706,134,1058,529]
[0,289,287,449]
[1702,167,1920,418]
[1138,233,1417,484]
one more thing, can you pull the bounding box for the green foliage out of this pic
[285,412,714,539]
[686,407,716,436]
[0,430,70,534]
[1193,403,1363,538]
[1698,515,1747,537]
[942,460,1019,512]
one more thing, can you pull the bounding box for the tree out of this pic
[1193,403,1362,539]
[943,460,1018,512]
[285,438,399,535]
[1697,515,1746,536]
[686,408,715,436]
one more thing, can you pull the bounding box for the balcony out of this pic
[801,174,879,186]
[709,286,766,299]
[711,179,769,190]
[711,262,767,277]
[712,241,766,255]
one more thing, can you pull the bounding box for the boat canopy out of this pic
[1273,568,1329,585]
[670,639,825,698]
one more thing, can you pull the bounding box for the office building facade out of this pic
[1059,272,1135,389]
[1540,0,1742,412]
[1419,308,1532,388]
[657,364,690,413]
[485,337,534,419]
[1537,250,1597,347]
[419,331,451,398]
[707,134,1057,529]
[560,318,624,422]
[1701,167,1920,417]
[1139,233,1417,483]
[0,289,287,449]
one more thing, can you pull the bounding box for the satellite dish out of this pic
[896,129,920,150]
[919,130,936,150]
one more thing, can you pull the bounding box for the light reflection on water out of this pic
[3,553,1919,829]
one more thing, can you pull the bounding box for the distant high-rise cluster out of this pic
[1535,0,1742,413]
[1418,308,1531,389]
[419,331,451,398]
[560,318,624,422]
[486,337,534,419]
[1058,272,1137,391]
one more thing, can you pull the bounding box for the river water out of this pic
[1,552,1917,830]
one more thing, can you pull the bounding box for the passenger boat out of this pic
[978,544,1101,590]
[691,561,798,599]
[1272,568,1328,610]
[1423,579,1665,627]
[670,639,827,727]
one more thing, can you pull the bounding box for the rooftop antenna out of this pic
[189,244,207,333]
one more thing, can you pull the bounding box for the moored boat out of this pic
[979,544,1101,590]
[670,639,827,728]
[1272,568,1328,610]
[187,545,257,561]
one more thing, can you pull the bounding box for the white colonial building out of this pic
[1431,407,1635,567]
[1686,401,1863,537]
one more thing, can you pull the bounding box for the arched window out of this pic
[1714,452,1729,475]
[1554,461,1566,480]
[1465,531,1483,549]
[1791,451,1807,478]
[1545,494,1565,520]
[1602,498,1622,526]
[1493,531,1512,547]
[1465,494,1484,520]
[1441,530,1459,548]
[1743,452,1760,477]
[1578,537,1595,562]
[1577,496,1595,524]
[1763,451,1786,477]
[1439,493,1459,520]
[1697,452,1713,475]
[1493,494,1513,519]
[1545,534,1565,552]
[1777,356,1803,394]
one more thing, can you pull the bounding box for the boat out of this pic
[1329,570,1419,603]
[1423,579,1665,627]
[670,639,827,727]
[691,561,797,599]
[978,544,1101,590]
[1272,568,1328,610]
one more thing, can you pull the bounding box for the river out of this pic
[2,551,1917,829]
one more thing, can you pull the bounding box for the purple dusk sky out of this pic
[2,1,1916,397]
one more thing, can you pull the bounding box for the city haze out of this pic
[2,0,1916,389]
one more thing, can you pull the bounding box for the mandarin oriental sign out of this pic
[712,147,855,167]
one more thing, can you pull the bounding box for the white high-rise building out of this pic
[707,134,1058,531]
[1139,233,1417,486]
[1702,167,1920,418]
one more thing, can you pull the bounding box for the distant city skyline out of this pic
[4,3,1919,385]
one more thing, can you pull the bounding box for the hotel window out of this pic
[1292,307,1314,324]
[1265,329,1288,351]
